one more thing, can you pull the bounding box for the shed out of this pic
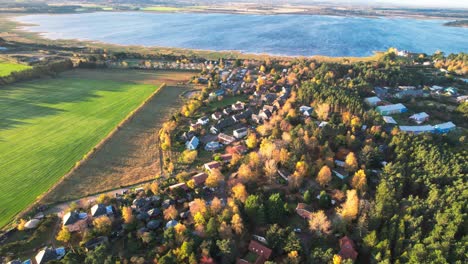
[364,96,382,106]
[186,136,199,150]
[376,103,407,115]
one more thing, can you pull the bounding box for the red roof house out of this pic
[295,203,312,220]
[339,236,358,261]
[238,240,273,264]
[192,172,208,186]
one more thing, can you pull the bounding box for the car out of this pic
[294,228,302,233]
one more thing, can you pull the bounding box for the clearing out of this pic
[0,69,193,228]
[41,69,195,204]
[0,60,32,77]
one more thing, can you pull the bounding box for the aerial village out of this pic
[2,49,466,264]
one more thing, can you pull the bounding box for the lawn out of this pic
[0,61,32,77]
[0,70,160,228]
[141,6,182,12]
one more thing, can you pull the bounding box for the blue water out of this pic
[14,12,468,57]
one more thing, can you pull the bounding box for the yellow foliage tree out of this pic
[309,210,331,236]
[164,205,178,221]
[189,198,208,216]
[344,152,358,172]
[231,183,248,203]
[122,206,134,224]
[17,219,26,231]
[93,216,112,235]
[231,213,244,235]
[317,165,332,187]
[56,226,71,243]
[333,254,342,264]
[339,189,359,221]
[210,197,223,215]
[246,133,258,149]
[206,169,224,188]
[351,169,367,192]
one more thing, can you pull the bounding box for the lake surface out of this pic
[14,12,468,57]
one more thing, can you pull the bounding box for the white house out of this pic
[186,136,199,150]
[383,116,397,124]
[399,125,435,135]
[197,117,210,126]
[430,85,443,92]
[233,127,248,139]
[364,96,382,106]
[299,105,314,116]
[409,112,429,124]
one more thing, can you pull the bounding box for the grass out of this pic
[0,60,32,77]
[41,69,196,204]
[0,69,165,228]
[141,6,183,12]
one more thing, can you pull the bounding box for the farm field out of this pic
[0,69,168,228]
[0,60,32,77]
[41,69,196,204]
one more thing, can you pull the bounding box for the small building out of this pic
[90,204,114,218]
[169,182,189,192]
[258,109,272,121]
[204,161,221,172]
[218,133,236,145]
[233,127,248,139]
[231,144,248,155]
[398,86,416,90]
[197,117,210,126]
[24,219,41,230]
[35,247,66,264]
[219,153,233,163]
[223,107,233,115]
[456,95,468,103]
[383,116,397,124]
[62,211,88,232]
[166,220,178,229]
[186,136,199,150]
[409,112,429,124]
[212,112,223,121]
[295,203,312,220]
[231,101,245,111]
[376,103,407,115]
[434,122,456,133]
[394,89,424,99]
[339,236,358,261]
[277,169,291,182]
[334,160,345,168]
[192,172,208,186]
[333,169,348,180]
[364,96,382,106]
[299,105,314,116]
[84,236,109,252]
[238,240,273,264]
[205,141,223,151]
[399,125,435,135]
[445,87,458,96]
[430,85,443,92]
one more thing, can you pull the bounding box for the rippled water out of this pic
[14,12,468,57]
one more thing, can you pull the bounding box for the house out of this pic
[204,161,221,172]
[258,109,272,120]
[262,93,277,104]
[376,103,407,115]
[299,105,314,116]
[234,109,252,122]
[394,89,424,99]
[398,86,416,90]
[169,182,189,192]
[238,240,273,264]
[339,236,358,261]
[445,87,458,96]
[211,116,237,134]
[251,114,263,124]
[399,125,435,135]
[192,172,208,186]
[364,96,382,106]
[383,116,397,124]
[409,112,429,124]
[62,211,88,232]
[212,112,223,121]
[231,144,248,155]
[197,117,210,126]
[233,127,248,139]
[295,203,312,220]
[456,95,468,103]
[334,160,345,168]
[333,169,348,180]
[90,204,113,218]
[166,220,178,229]
[318,121,328,128]
[186,136,199,150]
[434,122,456,133]
[231,101,245,111]
[205,141,223,151]
[35,247,66,264]
[218,133,236,145]
[147,208,162,219]
[430,85,443,92]
[223,107,233,115]
[219,153,233,163]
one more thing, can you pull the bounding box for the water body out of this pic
[14,12,468,57]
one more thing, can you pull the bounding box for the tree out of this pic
[284,231,302,253]
[122,206,134,224]
[244,195,265,225]
[246,133,258,149]
[164,205,178,221]
[266,224,288,252]
[96,194,110,204]
[267,193,285,224]
[333,254,342,264]
[206,218,218,238]
[303,190,312,203]
[85,244,111,264]
[210,197,223,215]
[264,159,278,184]
[231,183,248,203]
[317,165,332,187]
[206,169,224,188]
[287,251,301,264]
[339,189,359,221]
[345,152,358,172]
[93,216,112,235]
[181,150,198,164]
[308,210,331,236]
[216,239,236,264]
[149,181,159,195]
[56,226,71,243]
[351,169,367,192]
[190,198,208,216]
[231,213,244,235]
[17,219,26,231]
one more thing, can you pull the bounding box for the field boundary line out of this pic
[11,83,167,226]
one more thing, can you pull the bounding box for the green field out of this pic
[141,6,182,12]
[0,70,158,227]
[0,61,32,77]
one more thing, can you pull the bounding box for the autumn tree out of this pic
[180,150,198,164]
[96,194,110,204]
[264,159,278,184]
[190,198,208,216]
[206,169,224,188]
[164,205,178,221]
[56,226,71,243]
[17,219,26,231]
[345,152,358,172]
[245,133,258,149]
[231,183,248,203]
[339,189,359,221]
[210,197,223,215]
[333,254,342,264]
[149,181,159,195]
[122,206,134,224]
[351,169,367,193]
[317,165,332,187]
[309,210,331,236]
[93,216,112,235]
[231,214,244,235]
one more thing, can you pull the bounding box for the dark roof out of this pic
[215,117,237,130]
[235,109,252,121]
[192,172,208,186]
[63,211,80,226]
[35,248,59,264]
[339,236,358,261]
[91,204,107,217]
[248,240,272,260]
